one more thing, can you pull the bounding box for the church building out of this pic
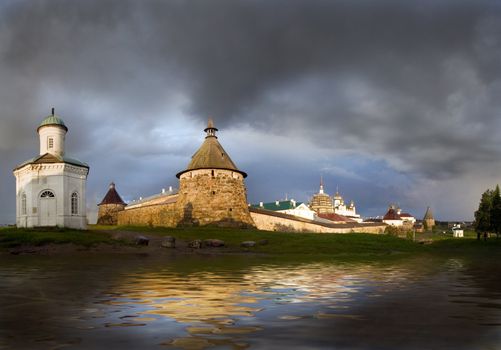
[309,179,362,222]
[13,109,89,229]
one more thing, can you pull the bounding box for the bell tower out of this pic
[37,108,68,157]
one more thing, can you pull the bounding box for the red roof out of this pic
[399,213,414,218]
[318,213,355,223]
[383,208,401,221]
[98,183,126,206]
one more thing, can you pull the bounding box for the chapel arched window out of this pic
[71,192,78,215]
[21,193,27,215]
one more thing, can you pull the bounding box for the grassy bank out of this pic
[0,226,118,248]
[103,224,422,255]
[1,225,500,257]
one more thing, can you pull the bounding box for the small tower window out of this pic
[21,193,27,215]
[71,192,78,215]
[211,170,215,177]
[48,138,54,149]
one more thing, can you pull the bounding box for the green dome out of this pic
[37,110,68,132]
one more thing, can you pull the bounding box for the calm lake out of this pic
[0,253,500,349]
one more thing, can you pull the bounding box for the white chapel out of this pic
[13,109,89,229]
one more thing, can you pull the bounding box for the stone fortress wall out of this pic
[116,169,255,228]
[176,169,254,227]
[250,208,385,234]
[117,201,178,227]
[97,203,126,225]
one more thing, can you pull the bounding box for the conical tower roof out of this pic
[176,119,247,178]
[423,206,434,220]
[98,182,126,206]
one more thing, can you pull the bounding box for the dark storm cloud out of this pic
[1,0,501,222]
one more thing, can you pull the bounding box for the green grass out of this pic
[1,225,500,258]
[92,225,424,256]
[0,226,117,248]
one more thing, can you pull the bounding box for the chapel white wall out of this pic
[38,126,66,156]
[15,163,88,229]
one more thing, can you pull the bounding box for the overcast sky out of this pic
[2,0,501,224]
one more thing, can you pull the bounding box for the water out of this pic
[0,254,500,349]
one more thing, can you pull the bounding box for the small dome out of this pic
[37,109,68,132]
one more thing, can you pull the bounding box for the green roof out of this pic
[37,113,68,132]
[250,200,304,211]
[14,153,89,170]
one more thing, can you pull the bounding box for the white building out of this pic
[13,109,89,229]
[382,206,416,228]
[382,206,403,227]
[252,200,317,220]
[452,224,464,238]
[332,191,362,223]
[396,209,416,225]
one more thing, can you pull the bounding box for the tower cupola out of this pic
[204,118,218,138]
[37,108,68,157]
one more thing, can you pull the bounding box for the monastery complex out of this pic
[98,119,385,233]
[16,110,436,235]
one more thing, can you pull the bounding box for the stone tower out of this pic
[97,182,126,225]
[309,177,335,214]
[174,119,254,228]
[13,109,89,229]
[423,206,435,231]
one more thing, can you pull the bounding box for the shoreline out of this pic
[1,225,500,258]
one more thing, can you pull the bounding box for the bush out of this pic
[385,225,414,240]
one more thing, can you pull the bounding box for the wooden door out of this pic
[39,190,56,226]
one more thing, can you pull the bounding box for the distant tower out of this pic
[319,175,325,194]
[97,182,126,225]
[423,206,435,231]
[332,186,343,207]
[13,109,89,229]
[174,118,255,227]
[309,177,334,214]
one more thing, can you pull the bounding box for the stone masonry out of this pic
[117,202,177,226]
[98,203,126,225]
[175,169,254,228]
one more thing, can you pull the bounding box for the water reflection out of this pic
[0,255,500,349]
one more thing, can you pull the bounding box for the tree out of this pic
[491,185,501,239]
[474,189,493,240]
